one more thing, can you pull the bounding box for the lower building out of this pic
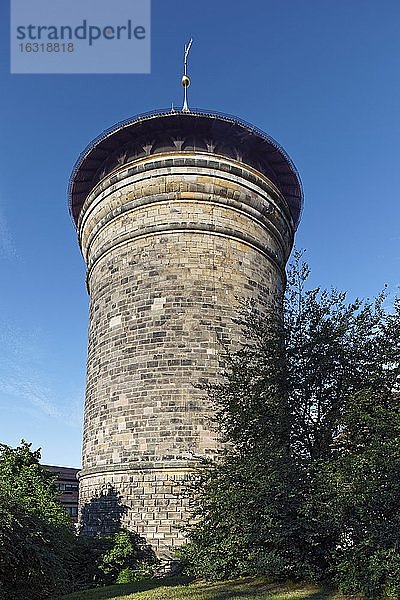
[44,464,79,522]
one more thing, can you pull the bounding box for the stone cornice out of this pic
[69,110,303,230]
[78,460,201,479]
[77,153,294,235]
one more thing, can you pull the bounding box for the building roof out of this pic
[43,464,80,478]
[69,109,303,230]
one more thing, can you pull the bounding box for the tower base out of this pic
[78,464,194,558]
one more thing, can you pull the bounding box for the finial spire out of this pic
[181,38,193,112]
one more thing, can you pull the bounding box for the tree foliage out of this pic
[97,529,157,584]
[0,441,76,599]
[179,252,400,598]
[72,529,157,588]
[0,442,158,598]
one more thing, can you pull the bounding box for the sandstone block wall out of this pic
[76,149,295,556]
[78,469,191,557]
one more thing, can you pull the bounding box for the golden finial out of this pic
[182,38,193,112]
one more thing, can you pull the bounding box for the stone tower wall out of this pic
[77,151,294,557]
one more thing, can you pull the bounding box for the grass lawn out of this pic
[62,577,354,600]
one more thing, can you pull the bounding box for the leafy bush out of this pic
[0,441,76,599]
[337,547,400,599]
[115,568,137,583]
[115,563,155,584]
[97,529,157,585]
[72,529,158,588]
[177,452,311,582]
[71,534,113,589]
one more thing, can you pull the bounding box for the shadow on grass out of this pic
[300,591,337,600]
[281,591,336,600]
[202,592,336,600]
[63,578,341,600]
[195,581,337,600]
[63,576,193,600]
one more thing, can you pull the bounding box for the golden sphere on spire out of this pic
[181,74,190,88]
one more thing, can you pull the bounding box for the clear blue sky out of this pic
[1,0,399,467]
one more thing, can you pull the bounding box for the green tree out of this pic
[284,254,389,461]
[0,441,76,600]
[179,252,400,597]
[320,388,400,598]
[286,257,400,596]
[178,308,311,580]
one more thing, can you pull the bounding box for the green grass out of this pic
[61,577,352,600]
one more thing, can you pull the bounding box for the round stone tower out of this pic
[69,109,303,557]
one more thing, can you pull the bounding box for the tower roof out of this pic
[69,109,303,229]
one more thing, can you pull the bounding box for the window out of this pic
[65,506,78,517]
[65,483,78,491]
